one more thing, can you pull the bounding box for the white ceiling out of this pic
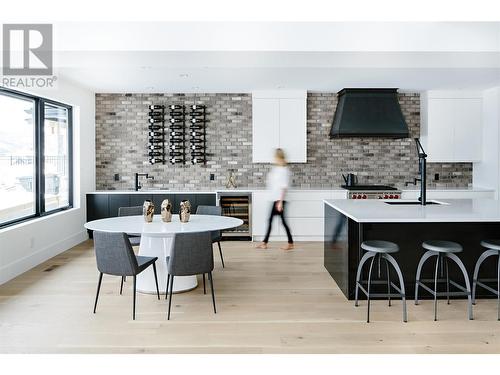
[15,22,500,93]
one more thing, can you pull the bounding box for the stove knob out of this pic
[389,195,394,199]
[384,194,389,199]
[394,194,399,199]
[378,195,383,199]
[362,194,367,199]
[352,195,356,199]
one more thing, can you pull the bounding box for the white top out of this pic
[324,198,500,223]
[84,214,243,237]
[266,166,291,201]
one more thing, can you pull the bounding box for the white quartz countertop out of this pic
[324,198,500,223]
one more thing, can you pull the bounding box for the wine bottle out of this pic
[191,131,203,137]
[149,118,164,123]
[169,124,184,130]
[148,151,162,157]
[169,151,183,156]
[189,111,204,116]
[191,118,206,124]
[191,144,203,150]
[149,105,164,110]
[191,104,205,110]
[190,138,204,144]
[169,111,184,116]
[170,118,184,123]
[189,125,203,130]
[149,145,162,150]
[149,139,164,144]
[148,111,163,116]
[169,104,184,110]
[170,158,184,164]
[149,131,163,137]
[149,158,164,164]
[169,138,184,143]
[191,151,204,156]
[148,125,162,130]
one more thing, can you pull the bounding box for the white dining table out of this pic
[84,214,243,294]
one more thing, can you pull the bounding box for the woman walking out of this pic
[256,148,294,250]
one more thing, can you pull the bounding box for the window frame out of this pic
[0,87,73,228]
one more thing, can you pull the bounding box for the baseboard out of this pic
[252,236,324,242]
[0,230,89,285]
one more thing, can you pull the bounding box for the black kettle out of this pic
[342,173,357,187]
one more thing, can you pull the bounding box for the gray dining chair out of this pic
[118,206,143,246]
[196,205,225,268]
[165,231,216,320]
[92,231,160,320]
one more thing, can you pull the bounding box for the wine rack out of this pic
[168,104,186,164]
[148,105,165,164]
[189,104,206,164]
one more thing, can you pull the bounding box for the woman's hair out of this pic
[275,148,287,165]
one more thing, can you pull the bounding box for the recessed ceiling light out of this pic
[179,73,189,78]
[192,86,200,90]
[277,85,284,89]
[145,86,155,90]
[140,66,152,70]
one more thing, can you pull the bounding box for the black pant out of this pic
[263,201,293,244]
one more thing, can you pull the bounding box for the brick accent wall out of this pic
[95,92,472,190]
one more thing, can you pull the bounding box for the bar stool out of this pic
[354,240,407,323]
[472,239,500,320]
[415,240,473,320]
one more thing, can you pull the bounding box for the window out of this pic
[0,88,72,227]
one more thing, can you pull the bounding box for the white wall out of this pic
[473,87,500,198]
[0,78,95,284]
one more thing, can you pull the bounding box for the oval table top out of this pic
[84,214,244,237]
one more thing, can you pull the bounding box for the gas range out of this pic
[341,185,402,200]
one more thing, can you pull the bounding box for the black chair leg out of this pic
[165,274,170,300]
[133,275,137,320]
[217,242,225,268]
[203,273,206,294]
[209,272,216,314]
[152,262,160,300]
[93,272,103,313]
[120,276,125,295]
[168,276,174,320]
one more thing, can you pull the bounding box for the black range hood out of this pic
[329,88,409,138]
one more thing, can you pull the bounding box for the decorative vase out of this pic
[161,199,173,222]
[179,200,191,223]
[143,200,154,223]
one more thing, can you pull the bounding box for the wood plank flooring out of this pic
[1,240,500,353]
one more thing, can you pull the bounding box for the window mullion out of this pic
[37,99,46,215]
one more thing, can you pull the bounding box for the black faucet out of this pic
[414,138,427,205]
[135,173,154,191]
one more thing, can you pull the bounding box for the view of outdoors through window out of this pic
[44,104,70,212]
[0,94,36,224]
[0,92,71,226]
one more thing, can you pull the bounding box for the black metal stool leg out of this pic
[497,255,500,321]
[152,263,160,300]
[203,273,206,295]
[133,275,137,320]
[366,254,377,323]
[165,273,170,300]
[446,253,473,320]
[433,253,440,321]
[167,275,174,320]
[415,250,435,305]
[385,258,391,307]
[355,252,375,307]
[445,257,450,305]
[472,249,498,304]
[382,253,407,323]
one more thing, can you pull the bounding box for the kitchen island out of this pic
[324,199,500,299]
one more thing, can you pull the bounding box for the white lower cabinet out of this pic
[251,190,346,242]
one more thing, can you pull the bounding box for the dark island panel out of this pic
[324,203,500,300]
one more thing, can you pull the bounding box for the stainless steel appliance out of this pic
[342,184,402,200]
[217,192,252,238]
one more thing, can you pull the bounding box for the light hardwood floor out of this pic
[1,240,500,353]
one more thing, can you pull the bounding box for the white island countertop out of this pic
[324,198,500,223]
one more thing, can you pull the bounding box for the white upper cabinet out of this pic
[421,91,483,162]
[252,90,307,163]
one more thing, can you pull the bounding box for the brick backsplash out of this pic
[95,92,472,190]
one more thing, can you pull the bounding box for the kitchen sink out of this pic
[384,200,445,205]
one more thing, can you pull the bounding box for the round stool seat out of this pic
[361,240,399,253]
[422,240,462,253]
[480,239,500,251]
